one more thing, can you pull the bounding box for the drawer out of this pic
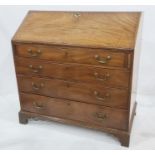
[14,44,129,68]
[15,57,130,88]
[20,93,128,130]
[17,76,129,109]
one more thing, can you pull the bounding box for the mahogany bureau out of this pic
[12,11,142,147]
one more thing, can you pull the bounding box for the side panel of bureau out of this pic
[129,13,143,126]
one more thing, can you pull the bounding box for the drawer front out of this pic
[15,57,130,88]
[17,76,129,109]
[14,44,128,68]
[20,93,128,130]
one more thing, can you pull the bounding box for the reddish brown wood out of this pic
[12,11,141,50]
[20,93,128,130]
[12,11,142,147]
[18,104,136,147]
[15,57,130,88]
[116,131,130,147]
[17,75,129,109]
[14,43,128,68]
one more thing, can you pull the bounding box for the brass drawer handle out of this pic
[94,55,111,64]
[94,91,110,101]
[94,112,107,120]
[29,65,43,73]
[73,12,81,18]
[94,72,110,81]
[32,82,44,90]
[33,102,44,109]
[28,49,41,57]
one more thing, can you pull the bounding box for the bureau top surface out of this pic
[13,11,141,50]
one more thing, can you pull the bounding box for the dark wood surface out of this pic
[15,57,131,88]
[17,75,129,109]
[18,101,137,146]
[14,43,129,68]
[20,93,128,130]
[12,11,142,147]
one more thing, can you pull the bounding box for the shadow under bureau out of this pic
[12,11,142,147]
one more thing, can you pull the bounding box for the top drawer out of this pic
[14,44,130,68]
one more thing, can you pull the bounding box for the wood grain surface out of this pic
[20,93,128,130]
[13,11,141,49]
[12,11,142,147]
[15,57,131,88]
[17,75,129,109]
[14,43,128,67]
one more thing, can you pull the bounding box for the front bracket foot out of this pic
[19,111,28,124]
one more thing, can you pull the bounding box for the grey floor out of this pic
[0,93,155,150]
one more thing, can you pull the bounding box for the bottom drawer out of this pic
[20,93,128,130]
